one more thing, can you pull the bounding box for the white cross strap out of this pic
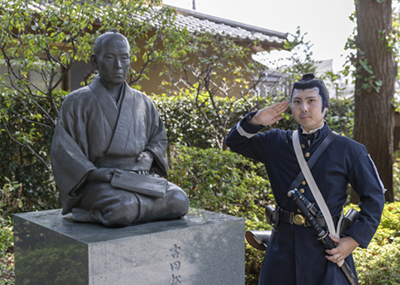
[292,130,340,238]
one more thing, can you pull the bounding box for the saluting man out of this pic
[226,73,385,284]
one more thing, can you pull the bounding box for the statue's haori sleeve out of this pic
[145,114,168,176]
[51,98,97,214]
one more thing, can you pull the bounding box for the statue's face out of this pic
[93,35,130,88]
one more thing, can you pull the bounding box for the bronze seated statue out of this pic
[50,30,189,227]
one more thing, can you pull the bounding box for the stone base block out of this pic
[14,208,245,285]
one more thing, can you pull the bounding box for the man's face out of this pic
[92,35,130,88]
[290,88,326,132]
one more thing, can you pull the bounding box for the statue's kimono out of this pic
[51,76,188,226]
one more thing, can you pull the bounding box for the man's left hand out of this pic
[325,234,359,264]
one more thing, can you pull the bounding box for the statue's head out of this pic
[90,30,131,89]
[290,73,329,112]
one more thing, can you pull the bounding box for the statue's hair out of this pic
[93,29,130,56]
[290,73,329,111]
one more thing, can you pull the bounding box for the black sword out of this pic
[292,188,328,231]
[288,189,359,285]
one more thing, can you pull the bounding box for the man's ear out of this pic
[90,54,98,69]
[323,107,329,118]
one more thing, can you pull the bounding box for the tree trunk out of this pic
[353,0,397,202]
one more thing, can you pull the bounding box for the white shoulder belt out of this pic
[292,130,342,238]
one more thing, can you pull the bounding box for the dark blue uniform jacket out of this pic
[225,113,385,285]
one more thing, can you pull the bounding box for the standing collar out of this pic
[296,122,331,145]
[297,122,330,134]
[300,124,325,135]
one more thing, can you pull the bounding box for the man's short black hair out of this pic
[290,73,329,111]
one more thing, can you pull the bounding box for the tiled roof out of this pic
[115,4,288,51]
[20,2,288,51]
[169,6,288,51]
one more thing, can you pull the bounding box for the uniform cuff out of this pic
[237,112,264,138]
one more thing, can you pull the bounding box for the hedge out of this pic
[352,203,400,285]
[0,92,358,284]
[0,92,355,215]
[152,93,355,150]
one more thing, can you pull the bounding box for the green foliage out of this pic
[167,144,273,284]
[256,27,324,90]
[281,27,319,82]
[0,211,14,283]
[168,144,272,219]
[160,25,256,97]
[350,203,400,285]
[344,3,400,92]
[153,92,355,149]
[392,158,400,201]
[244,219,271,284]
[152,92,275,149]
[0,88,64,212]
[0,178,24,219]
[0,227,14,284]
[322,71,351,99]
[325,96,355,137]
[158,23,266,149]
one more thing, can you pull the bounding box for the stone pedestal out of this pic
[14,208,245,285]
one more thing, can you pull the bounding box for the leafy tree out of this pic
[253,27,322,98]
[348,0,398,202]
[159,28,269,149]
[0,0,181,209]
[279,27,320,82]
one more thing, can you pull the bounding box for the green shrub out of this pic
[0,89,64,213]
[244,219,271,284]
[167,144,273,284]
[152,93,355,149]
[168,144,273,219]
[348,203,400,285]
[152,93,274,149]
[392,158,400,201]
[0,178,24,219]
[325,95,354,137]
[0,216,14,283]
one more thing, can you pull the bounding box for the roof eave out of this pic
[169,5,288,40]
[233,39,287,54]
